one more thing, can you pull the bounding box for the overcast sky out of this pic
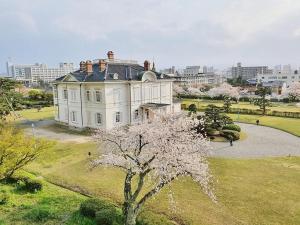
[1,0,300,72]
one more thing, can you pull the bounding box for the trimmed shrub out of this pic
[24,179,43,192]
[80,198,115,218]
[222,124,241,132]
[220,130,240,141]
[188,104,197,113]
[16,177,43,193]
[0,191,9,205]
[95,208,117,225]
[206,128,220,136]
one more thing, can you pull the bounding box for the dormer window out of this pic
[113,73,119,80]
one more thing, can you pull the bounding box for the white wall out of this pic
[54,80,175,129]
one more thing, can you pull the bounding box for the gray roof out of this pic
[55,62,169,82]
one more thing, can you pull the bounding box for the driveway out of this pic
[211,123,300,158]
[23,120,92,143]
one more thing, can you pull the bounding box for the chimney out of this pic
[144,60,150,71]
[86,60,93,73]
[107,51,114,61]
[99,59,106,72]
[80,61,86,72]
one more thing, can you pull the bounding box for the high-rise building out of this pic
[231,62,272,80]
[6,62,75,85]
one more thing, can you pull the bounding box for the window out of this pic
[86,90,91,101]
[145,109,150,119]
[63,90,68,99]
[96,113,102,125]
[116,112,121,123]
[71,111,77,122]
[134,110,139,120]
[95,90,101,102]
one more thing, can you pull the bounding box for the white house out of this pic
[53,51,181,130]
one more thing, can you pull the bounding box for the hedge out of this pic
[177,94,299,103]
[222,124,241,132]
[220,130,240,141]
[182,104,300,118]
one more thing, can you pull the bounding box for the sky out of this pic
[1,0,300,73]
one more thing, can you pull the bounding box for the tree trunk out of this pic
[124,203,137,225]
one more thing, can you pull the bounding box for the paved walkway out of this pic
[23,120,92,143]
[211,123,300,158]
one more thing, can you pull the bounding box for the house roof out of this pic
[54,62,170,83]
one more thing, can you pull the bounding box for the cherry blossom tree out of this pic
[207,83,240,99]
[287,82,300,101]
[92,115,214,225]
[173,84,186,95]
[187,87,203,96]
[207,83,240,112]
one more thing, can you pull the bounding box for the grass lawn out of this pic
[182,99,300,113]
[0,174,94,225]
[228,114,300,137]
[25,141,300,225]
[6,107,55,122]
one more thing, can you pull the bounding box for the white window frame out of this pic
[63,89,68,100]
[115,112,121,123]
[71,111,77,122]
[86,90,91,102]
[95,90,102,102]
[134,109,139,120]
[95,113,102,125]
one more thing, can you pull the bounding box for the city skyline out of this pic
[1,0,300,72]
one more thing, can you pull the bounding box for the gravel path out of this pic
[211,123,300,158]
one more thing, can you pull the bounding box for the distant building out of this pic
[183,65,214,76]
[174,73,225,86]
[257,70,300,87]
[231,62,272,80]
[183,66,202,76]
[6,62,75,85]
[160,66,176,75]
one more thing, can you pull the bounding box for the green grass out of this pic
[7,107,55,122]
[182,99,300,112]
[0,175,95,225]
[25,141,300,225]
[182,99,300,136]
[229,114,300,137]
